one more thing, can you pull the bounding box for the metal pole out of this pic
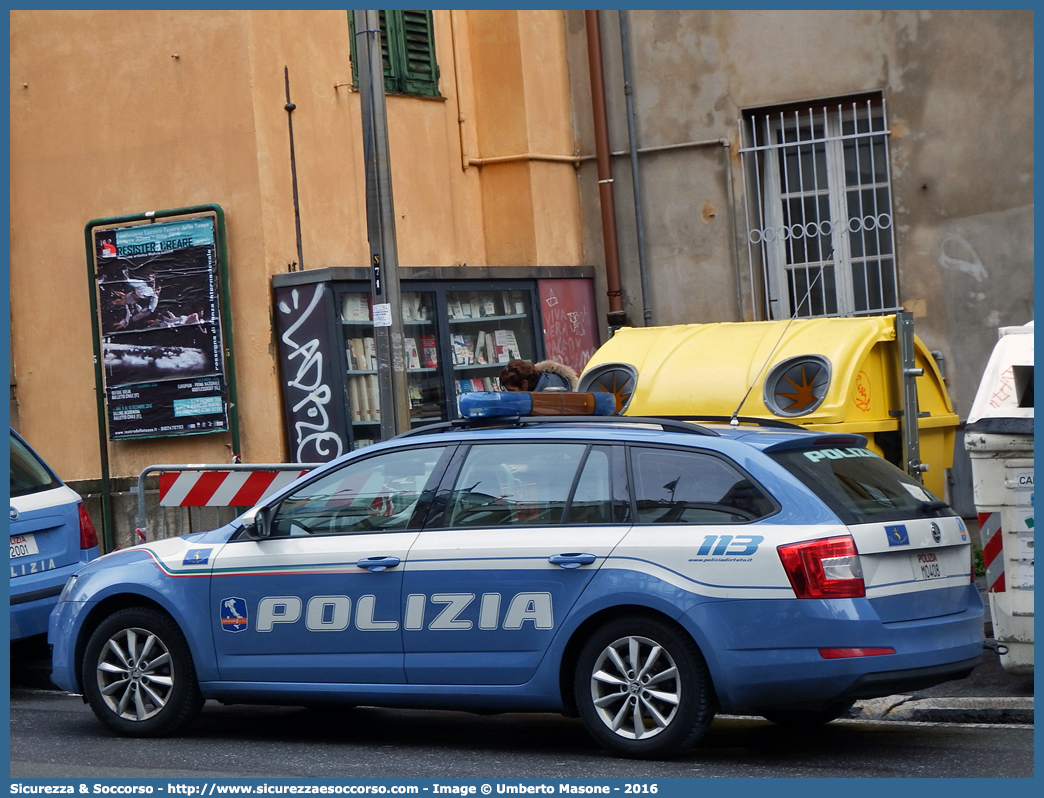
[284,67,304,271]
[896,312,926,481]
[618,10,651,328]
[353,10,410,438]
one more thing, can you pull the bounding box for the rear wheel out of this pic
[82,607,204,737]
[574,616,714,760]
[761,700,855,728]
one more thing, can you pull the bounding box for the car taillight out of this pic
[777,535,865,599]
[818,647,895,659]
[78,503,99,550]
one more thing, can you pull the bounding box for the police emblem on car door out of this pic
[209,446,450,684]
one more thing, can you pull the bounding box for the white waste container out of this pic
[964,321,1033,675]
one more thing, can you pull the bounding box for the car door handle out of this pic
[548,553,597,569]
[356,556,401,572]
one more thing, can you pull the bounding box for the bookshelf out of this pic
[273,270,576,459]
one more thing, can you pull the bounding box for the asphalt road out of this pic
[9,687,1034,779]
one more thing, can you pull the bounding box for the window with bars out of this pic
[739,96,899,319]
[348,10,440,98]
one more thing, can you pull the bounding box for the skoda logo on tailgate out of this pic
[931,522,941,543]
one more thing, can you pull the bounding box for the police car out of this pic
[49,392,984,760]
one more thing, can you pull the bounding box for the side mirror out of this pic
[241,505,274,539]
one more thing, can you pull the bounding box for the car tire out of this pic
[82,607,204,737]
[761,700,855,728]
[574,615,714,760]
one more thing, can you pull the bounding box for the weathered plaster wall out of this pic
[566,9,1032,417]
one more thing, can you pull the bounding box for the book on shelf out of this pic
[407,379,424,407]
[480,294,497,317]
[363,337,377,370]
[469,296,481,318]
[420,334,438,368]
[500,291,513,315]
[455,377,498,395]
[348,377,363,423]
[368,374,381,422]
[510,291,526,315]
[493,329,520,362]
[355,375,372,422]
[341,294,371,323]
[411,403,442,420]
[404,337,421,370]
[448,293,464,319]
[474,330,490,364]
[452,333,475,366]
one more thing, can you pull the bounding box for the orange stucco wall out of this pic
[9,9,585,481]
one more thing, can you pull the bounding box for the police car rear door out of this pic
[402,441,631,685]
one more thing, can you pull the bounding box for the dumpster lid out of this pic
[967,320,1034,425]
[580,317,955,426]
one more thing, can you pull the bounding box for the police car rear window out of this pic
[10,433,61,498]
[769,446,952,526]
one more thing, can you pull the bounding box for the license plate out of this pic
[912,550,945,581]
[10,534,40,559]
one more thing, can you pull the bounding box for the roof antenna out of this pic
[729,265,827,427]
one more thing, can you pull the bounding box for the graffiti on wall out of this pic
[276,284,345,463]
[538,280,599,376]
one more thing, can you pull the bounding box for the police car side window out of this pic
[565,447,613,525]
[446,443,595,527]
[269,446,448,537]
[631,447,776,525]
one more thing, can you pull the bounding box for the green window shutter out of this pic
[348,11,396,94]
[347,10,439,98]
[399,10,439,97]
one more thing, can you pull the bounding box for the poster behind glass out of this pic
[93,218,228,439]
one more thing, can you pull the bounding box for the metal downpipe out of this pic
[618,10,651,327]
[585,10,626,330]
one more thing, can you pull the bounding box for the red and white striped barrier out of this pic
[978,511,1005,593]
[159,470,311,508]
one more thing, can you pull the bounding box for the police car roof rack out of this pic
[394,414,721,438]
[660,414,805,430]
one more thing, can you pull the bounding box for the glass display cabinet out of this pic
[272,268,597,462]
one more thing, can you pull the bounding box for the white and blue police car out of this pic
[49,392,984,759]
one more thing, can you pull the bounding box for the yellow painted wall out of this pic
[9,9,585,481]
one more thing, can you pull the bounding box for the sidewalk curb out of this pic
[853,695,1034,724]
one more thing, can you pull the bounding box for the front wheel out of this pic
[82,607,204,737]
[574,616,714,760]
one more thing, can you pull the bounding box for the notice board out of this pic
[92,218,229,440]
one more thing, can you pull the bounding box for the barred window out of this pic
[740,95,899,319]
[348,10,440,98]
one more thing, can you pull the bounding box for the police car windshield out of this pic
[769,446,952,525]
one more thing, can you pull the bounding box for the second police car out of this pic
[49,392,984,760]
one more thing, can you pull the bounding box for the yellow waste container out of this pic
[579,315,959,499]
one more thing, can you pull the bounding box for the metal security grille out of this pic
[740,97,900,320]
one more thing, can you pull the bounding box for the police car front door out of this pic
[403,442,631,685]
[210,446,450,685]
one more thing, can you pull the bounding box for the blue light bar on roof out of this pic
[459,392,617,418]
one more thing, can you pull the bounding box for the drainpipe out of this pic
[618,11,651,328]
[585,10,626,331]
